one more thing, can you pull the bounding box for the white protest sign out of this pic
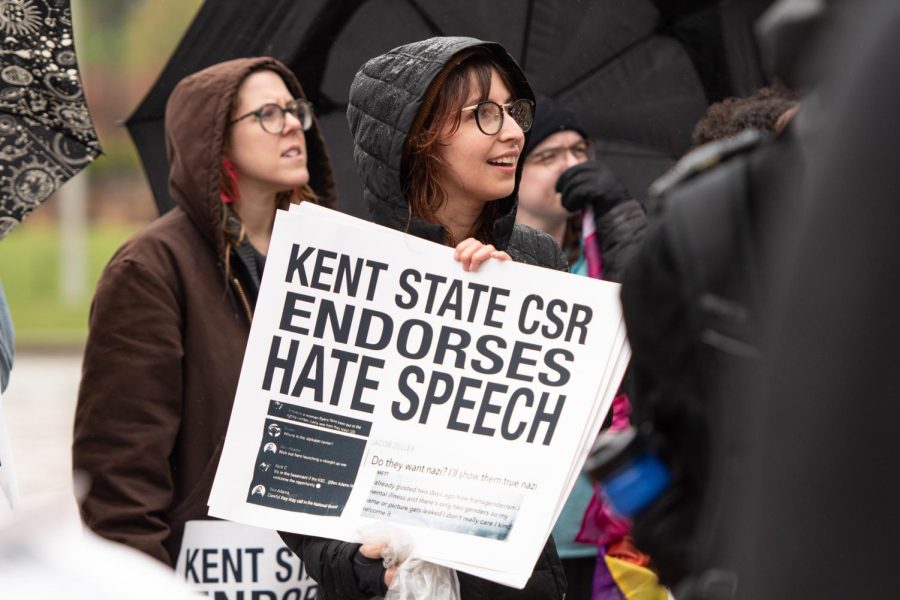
[176,520,317,600]
[210,204,629,587]
[282,204,630,587]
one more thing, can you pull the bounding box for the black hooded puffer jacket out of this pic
[348,36,568,270]
[281,37,567,600]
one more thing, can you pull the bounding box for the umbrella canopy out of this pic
[128,0,773,217]
[0,0,101,239]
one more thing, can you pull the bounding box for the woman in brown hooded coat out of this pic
[73,57,336,566]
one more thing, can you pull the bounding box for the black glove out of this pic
[556,159,630,215]
[353,550,389,597]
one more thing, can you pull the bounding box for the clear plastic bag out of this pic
[360,523,460,600]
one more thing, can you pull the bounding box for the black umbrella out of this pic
[0,0,101,239]
[128,0,772,217]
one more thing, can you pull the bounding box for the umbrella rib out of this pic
[520,0,535,70]
[0,108,90,141]
[551,32,654,98]
[122,113,163,126]
[288,0,368,107]
[0,108,101,155]
[20,124,101,173]
[404,0,445,36]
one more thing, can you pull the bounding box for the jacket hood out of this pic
[165,57,337,259]
[347,37,534,249]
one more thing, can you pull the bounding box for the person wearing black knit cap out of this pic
[516,96,646,284]
[516,96,660,599]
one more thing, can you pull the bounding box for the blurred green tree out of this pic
[124,0,204,72]
[72,0,202,179]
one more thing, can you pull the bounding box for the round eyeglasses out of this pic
[527,140,592,167]
[460,99,534,136]
[230,98,314,135]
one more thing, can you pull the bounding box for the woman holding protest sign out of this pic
[73,57,336,572]
[277,37,567,599]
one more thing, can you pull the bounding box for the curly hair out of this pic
[691,84,800,148]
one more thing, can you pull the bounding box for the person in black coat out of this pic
[615,75,805,599]
[736,1,900,597]
[280,37,568,600]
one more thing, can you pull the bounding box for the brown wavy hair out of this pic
[403,51,517,246]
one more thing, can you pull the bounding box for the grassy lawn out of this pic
[0,224,137,347]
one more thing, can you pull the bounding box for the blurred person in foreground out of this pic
[0,492,198,600]
[73,57,336,565]
[614,80,803,596]
[515,97,661,600]
[736,0,900,597]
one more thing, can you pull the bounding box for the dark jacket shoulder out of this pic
[507,224,569,272]
[280,532,565,600]
[595,198,647,283]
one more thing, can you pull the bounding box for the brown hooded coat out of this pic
[73,57,336,565]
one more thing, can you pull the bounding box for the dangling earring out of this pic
[220,158,239,204]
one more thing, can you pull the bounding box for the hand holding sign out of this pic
[454,238,511,272]
[357,543,397,591]
[209,204,630,588]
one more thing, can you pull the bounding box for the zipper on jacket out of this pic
[232,277,254,323]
